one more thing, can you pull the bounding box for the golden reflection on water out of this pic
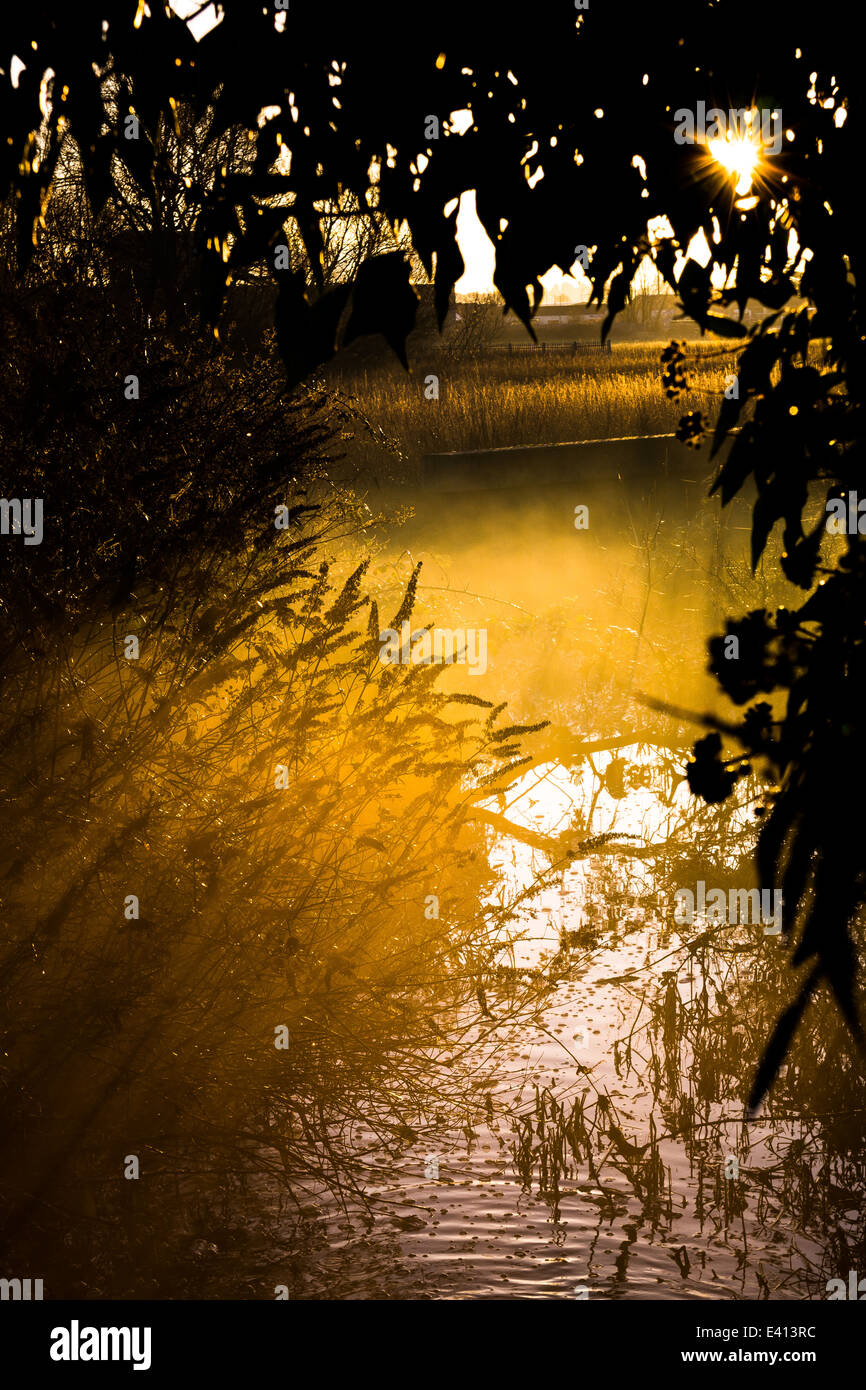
[262,479,866,1301]
[296,734,866,1300]
[5,464,863,1301]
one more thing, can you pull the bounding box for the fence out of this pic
[498,341,612,357]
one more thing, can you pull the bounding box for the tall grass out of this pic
[329,342,743,481]
[0,284,564,1296]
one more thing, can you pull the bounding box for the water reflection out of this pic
[289,741,866,1300]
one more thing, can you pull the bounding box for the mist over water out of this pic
[2,1,862,1336]
[283,454,866,1301]
[3,324,858,1304]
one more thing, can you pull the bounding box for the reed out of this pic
[329,341,742,482]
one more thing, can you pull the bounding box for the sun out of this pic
[708,134,760,195]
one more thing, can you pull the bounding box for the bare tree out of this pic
[441,291,503,359]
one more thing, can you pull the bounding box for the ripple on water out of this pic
[288,748,855,1300]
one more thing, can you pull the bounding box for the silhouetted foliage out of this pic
[2,0,862,1148]
[0,269,561,1290]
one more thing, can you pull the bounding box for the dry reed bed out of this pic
[331,342,743,480]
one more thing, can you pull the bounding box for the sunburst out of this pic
[707,133,760,195]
